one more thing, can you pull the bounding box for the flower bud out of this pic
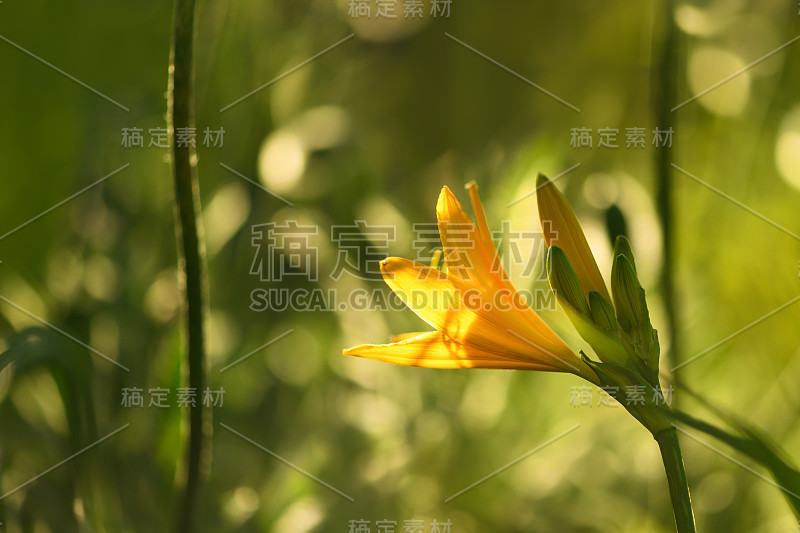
[610,253,661,382]
[611,254,646,333]
[613,235,637,274]
[589,291,618,333]
[537,173,610,302]
[550,247,630,366]
[547,245,589,316]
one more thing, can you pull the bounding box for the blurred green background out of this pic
[1,1,800,531]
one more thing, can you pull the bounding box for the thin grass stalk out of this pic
[168,0,210,531]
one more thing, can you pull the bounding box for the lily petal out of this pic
[380,257,585,373]
[436,186,505,292]
[443,183,565,340]
[344,331,560,371]
[391,331,431,343]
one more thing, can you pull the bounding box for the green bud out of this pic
[548,248,630,366]
[613,235,636,274]
[610,253,661,383]
[647,329,661,376]
[547,245,589,316]
[567,304,630,366]
[611,254,646,332]
[589,291,618,333]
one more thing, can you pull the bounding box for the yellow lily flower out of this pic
[344,177,696,533]
[343,182,595,380]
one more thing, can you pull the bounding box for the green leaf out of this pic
[672,383,800,519]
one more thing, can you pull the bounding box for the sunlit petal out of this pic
[380,257,585,373]
[436,186,503,291]
[344,331,559,371]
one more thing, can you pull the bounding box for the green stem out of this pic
[655,427,696,533]
[168,0,210,531]
[652,0,679,375]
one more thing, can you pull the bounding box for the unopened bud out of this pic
[547,245,589,316]
[589,291,618,333]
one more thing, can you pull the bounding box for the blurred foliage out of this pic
[1,1,800,532]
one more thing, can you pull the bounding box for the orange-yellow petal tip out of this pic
[536,172,550,187]
[437,185,458,212]
[343,344,380,359]
[379,258,395,280]
[437,185,473,231]
[379,256,403,272]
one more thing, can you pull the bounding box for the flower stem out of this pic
[652,0,679,375]
[168,0,210,531]
[655,427,696,533]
